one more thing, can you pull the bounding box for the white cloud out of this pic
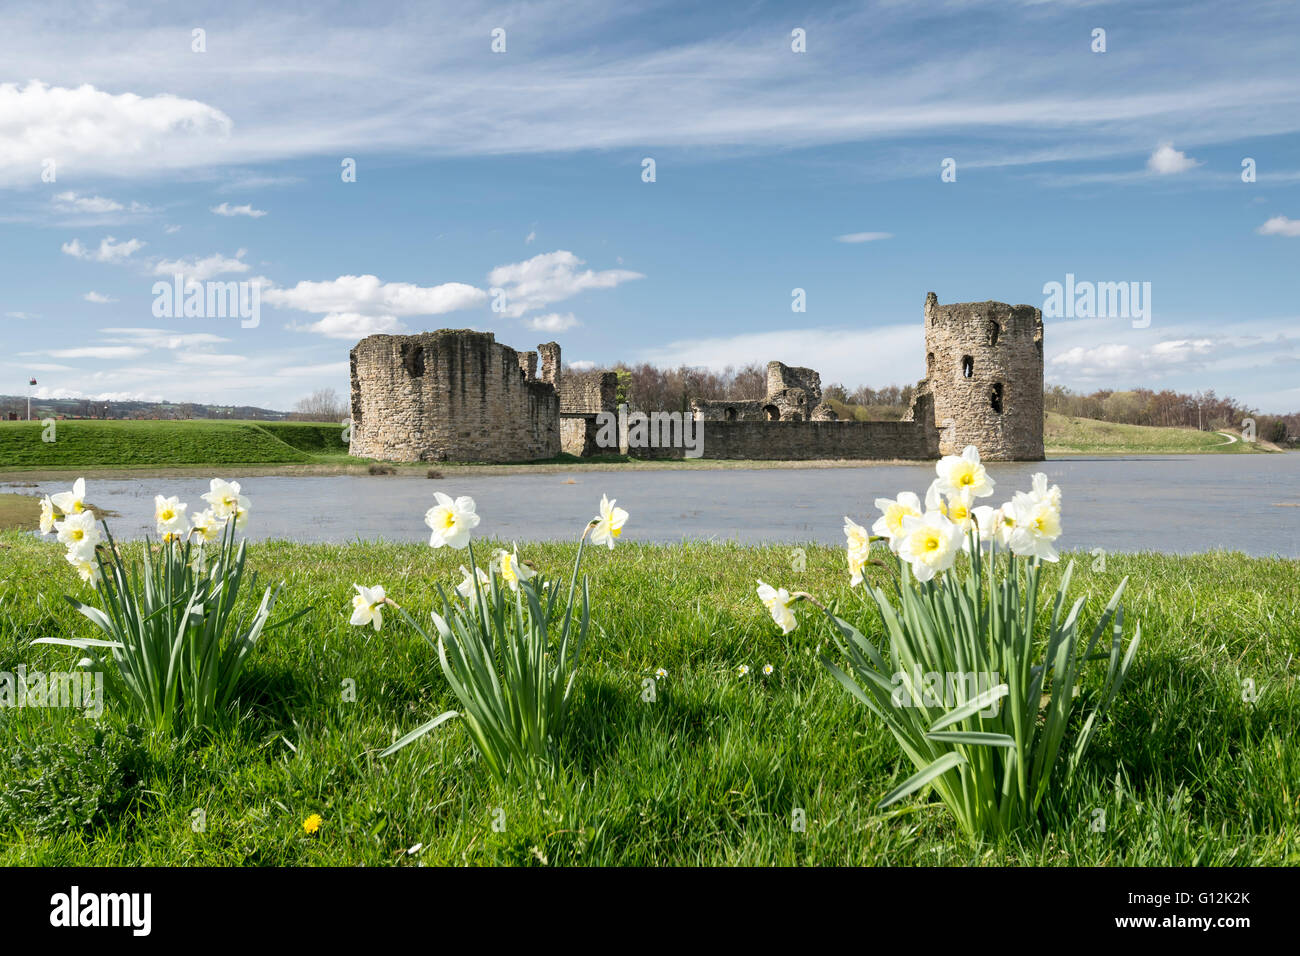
[1146,142,1201,175]
[567,359,596,371]
[525,312,579,333]
[83,291,117,303]
[525,228,536,244]
[1257,215,1300,237]
[835,232,893,243]
[487,251,643,318]
[164,224,182,234]
[268,274,487,333]
[290,312,409,340]
[100,327,231,350]
[211,202,267,218]
[55,192,122,213]
[44,346,149,359]
[1049,338,1217,377]
[62,235,145,263]
[5,311,39,319]
[0,80,232,187]
[152,250,250,280]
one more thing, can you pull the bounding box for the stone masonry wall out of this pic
[921,292,1044,460]
[626,418,939,461]
[558,370,618,456]
[349,330,560,462]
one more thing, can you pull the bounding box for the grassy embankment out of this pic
[0,533,1296,866]
[1044,412,1279,455]
[0,413,1283,485]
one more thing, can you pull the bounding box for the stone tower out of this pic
[921,292,1044,461]
[349,330,560,462]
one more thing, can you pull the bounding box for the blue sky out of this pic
[1,0,1298,412]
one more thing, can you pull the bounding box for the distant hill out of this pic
[0,395,287,422]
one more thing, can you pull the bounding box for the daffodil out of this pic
[896,511,961,582]
[844,516,872,586]
[455,564,491,599]
[65,550,101,586]
[38,495,57,535]
[490,546,537,592]
[935,445,995,500]
[189,508,223,543]
[350,583,387,630]
[50,477,87,516]
[871,491,923,552]
[56,511,102,559]
[972,504,1016,549]
[1005,473,1063,562]
[201,478,250,526]
[589,494,628,549]
[424,493,480,549]
[154,495,189,541]
[756,579,798,634]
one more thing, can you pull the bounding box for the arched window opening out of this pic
[763,404,780,421]
[991,383,1004,414]
[987,320,1001,347]
[961,355,974,378]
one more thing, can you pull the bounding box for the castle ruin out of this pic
[347,293,1044,463]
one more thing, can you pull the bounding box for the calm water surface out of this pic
[9,456,1299,556]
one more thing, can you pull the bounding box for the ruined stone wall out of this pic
[691,399,771,422]
[558,370,619,456]
[349,330,560,462]
[626,417,939,461]
[767,362,821,405]
[921,292,1044,460]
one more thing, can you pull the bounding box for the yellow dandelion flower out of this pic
[303,813,323,835]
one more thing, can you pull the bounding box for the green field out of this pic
[1045,412,1274,455]
[0,535,1295,865]
[0,419,353,468]
[0,414,1282,475]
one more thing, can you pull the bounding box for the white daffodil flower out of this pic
[972,504,1016,550]
[935,445,995,500]
[896,511,962,582]
[189,508,223,544]
[490,547,537,592]
[201,478,251,526]
[844,516,871,586]
[589,494,628,549]
[154,495,189,541]
[424,493,480,549]
[50,477,87,516]
[1005,473,1062,562]
[65,549,101,587]
[38,495,57,535]
[455,564,491,599]
[756,579,798,634]
[871,491,923,552]
[350,583,387,631]
[56,511,102,558]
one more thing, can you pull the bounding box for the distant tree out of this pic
[293,388,348,422]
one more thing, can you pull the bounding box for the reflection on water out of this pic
[9,455,1299,557]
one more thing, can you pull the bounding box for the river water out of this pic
[8,455,1299,556]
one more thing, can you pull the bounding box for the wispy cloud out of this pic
[835,231,892,243]
[62,235,145,263]
[211,202,267,218]
[488,251,642,318]
[1258,215,1300,237]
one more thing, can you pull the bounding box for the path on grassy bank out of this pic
[0,537,1295,866]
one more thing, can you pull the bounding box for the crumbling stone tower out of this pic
[349,330,560,462]
[921,292,1044,461]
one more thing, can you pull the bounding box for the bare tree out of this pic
[293,388,348,421]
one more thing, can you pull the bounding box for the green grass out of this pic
[0,534,1295,865]
[0,419,352,468]
[1046,412,1274,454]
